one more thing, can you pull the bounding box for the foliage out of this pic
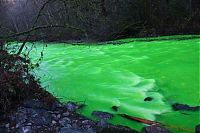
[0,0,199,42]
[0,50,39,113]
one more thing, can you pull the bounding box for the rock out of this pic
[97,119,109,127]
[196,125,200,133]
[57,114,61,119]
[144,97,153,102]
[142,125,171,133]
[63,112,70,117]
[98,125,137,133]
[10,109,27,126]
[59,128,95,133]
[52,120,57,125]
[65,102,78,112]
[27,123,32,126]
[172,103,200,111]
[92,111,114,127]
[80,120,96,130]
[59,117,71,127]
[16,123,21,128]
[59,127,82,133]
[23,99,44,109]
[112,106,119,112]
[92,111,114,120]
[5,123,9,128]
[27,108,52,125]
[18,126,32,133]
[82,120,90,125]
[65,102,85,112]
[51,100,63,110]
[52,114,57,119]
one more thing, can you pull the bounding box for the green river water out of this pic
[28,35,199,133]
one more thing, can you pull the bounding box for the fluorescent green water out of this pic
[30,35,199,133]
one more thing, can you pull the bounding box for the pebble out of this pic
[142,125,171,133]
[5,123,9,128]
[92,111,114,120]
[16,123,21,128]
[18,126,32,133]
[52,120,57,125]
[63,112,69,117]
[0,99,137,133]
[65,102,77,112]
[27,123,32,126]
[59,117,71,127]
[57,114,61,119]
[60,127,82,133]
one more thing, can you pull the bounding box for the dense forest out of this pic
[0,0,199,41]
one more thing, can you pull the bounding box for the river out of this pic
[28,35,199,133]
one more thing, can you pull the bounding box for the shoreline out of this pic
[0,87,138,133]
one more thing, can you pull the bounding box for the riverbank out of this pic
[0,88,137,133]
[0,49,136,132]
[0,87,175,133]
[0,49,164,132]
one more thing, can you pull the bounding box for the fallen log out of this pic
[119,114,160,125]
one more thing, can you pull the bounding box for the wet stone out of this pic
[59,117,71,127]
[92,111,114,120]
[65,102,85,112]
[52,120,57,124]
[111,106,119,112]
[99,125,137,133]
[23,99,44,109]
[57,114,61,119]
[65,102,78,112]
[82,120,90,125]
[16,123,21,128]
[60,127,82,133]
[196,124,200,133]
[27,123,32,126]
[27,109,52,125]
[142,125,171,133]
[18,126,32,133]
[63,112,70,117]
[97,119,109,127]
[5,123,9,128]
[51,100,63,110]
[172,103,200,111]
[144,97,153,102]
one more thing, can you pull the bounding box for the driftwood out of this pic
[119,114,160,125]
